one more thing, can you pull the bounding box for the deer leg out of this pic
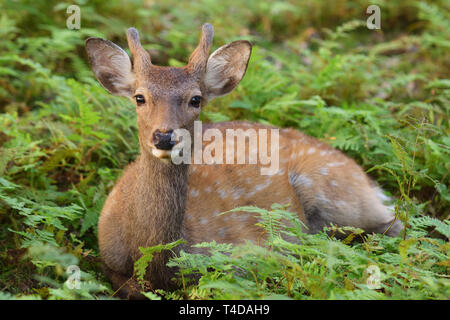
[102,263,147,300]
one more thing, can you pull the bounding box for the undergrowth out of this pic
[0,0,448,299]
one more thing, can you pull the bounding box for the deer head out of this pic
[85,24,252,159]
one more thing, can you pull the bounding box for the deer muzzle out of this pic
[151,129,176,159]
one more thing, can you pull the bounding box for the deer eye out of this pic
[134,94,146,106]
[189,95,202,108]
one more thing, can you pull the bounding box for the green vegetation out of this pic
[0,0,448,299]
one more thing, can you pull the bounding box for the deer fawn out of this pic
[85,24,402,298]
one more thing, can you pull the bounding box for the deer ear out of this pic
[85,38,135,97]
[204,40,252,99]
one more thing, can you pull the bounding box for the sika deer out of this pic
[85,24,402,299]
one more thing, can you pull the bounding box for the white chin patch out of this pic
[152,149,171,159]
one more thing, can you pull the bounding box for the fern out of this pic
[0,0,448,300]
[134,239,186,284]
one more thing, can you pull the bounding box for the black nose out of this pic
[152,129,175,150]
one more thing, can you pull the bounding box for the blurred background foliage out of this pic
[0,0,448,299]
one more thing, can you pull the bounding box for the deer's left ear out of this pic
[204,40,252,99]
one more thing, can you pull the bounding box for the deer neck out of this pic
[131,151,189,288]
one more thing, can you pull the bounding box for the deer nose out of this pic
[152,129,175,150]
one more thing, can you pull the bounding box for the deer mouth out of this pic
[151,148,172,159]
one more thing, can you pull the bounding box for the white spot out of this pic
[277,168,286,176]
[218,227,226,239]
[231,187,244,200]
[327,161,346,167]
[205,186,212,193]
[246,190,256,197]
[307,147,316,155]
[290,153,296,160]
[218,189,228,199]
[319,167,329,176]
[254,179,271,192]
[320,150,327,156]
[330,180,338,187]
[335,200,347,208]
[237,214,248,222]
[200,218,208,225]
[245,178,271,197]
[190,189,200,197]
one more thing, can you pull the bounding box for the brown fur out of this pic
[86,24,402,299]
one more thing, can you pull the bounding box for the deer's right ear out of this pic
[204,40,252,99]
[85,38,135,97]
